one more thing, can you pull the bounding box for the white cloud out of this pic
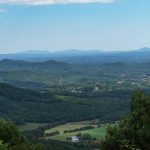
[0,0,116,5]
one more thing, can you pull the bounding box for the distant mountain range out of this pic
[17,50,51,54]
[0,47,150,63]
[16,49,104,57]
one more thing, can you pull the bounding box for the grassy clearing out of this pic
[18,123,48,131]
[45,124,96,134]
[44,120,111,142]
[45,120,98,134]
[0,140,2,145]
[50,126,107,142]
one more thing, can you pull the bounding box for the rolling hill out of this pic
[0,83,131,125]
[0,59,150,91]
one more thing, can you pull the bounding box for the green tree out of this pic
[0,118,45,150]
[101,91,150,150]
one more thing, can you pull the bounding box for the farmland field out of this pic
[44,121,112,142]
[51,126,107,141]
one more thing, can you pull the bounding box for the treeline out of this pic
[45,131,60,137]
[48,88,133,98]
[63,126,95,134]
[76,133,97,142]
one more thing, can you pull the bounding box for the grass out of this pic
[44,120,110,142]
[50,126,107,141]
[80,126,107,139]
[0,140,2,145]
[18,120,116,142]
[45,120,98,134]
[18,123,48,131]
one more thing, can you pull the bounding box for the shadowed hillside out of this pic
[0,83,131,125]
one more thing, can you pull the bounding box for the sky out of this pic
[0,0,150,53]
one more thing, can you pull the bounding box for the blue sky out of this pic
[0,0,150,53]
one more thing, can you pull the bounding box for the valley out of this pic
[1,1,150,149]
[44,121,109,142]
[18,120,113,143]
[0,50,150,149]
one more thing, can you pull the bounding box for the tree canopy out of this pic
[101,91,150,150]
[0,118,45,150]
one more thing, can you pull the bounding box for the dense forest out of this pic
[0,83,130,125]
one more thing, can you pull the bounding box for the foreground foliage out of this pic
[0,118,46,150]
[101,91,150,150]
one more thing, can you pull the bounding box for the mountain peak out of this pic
[139,47,150,51]
[17,50,50,55]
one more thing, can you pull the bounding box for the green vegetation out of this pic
[45,123,94,134]
[0,83,130,125]
[0,60,150,92]
[18,123,48,131]
[51,126,107,141]
[101,91,150,150]
[0,76,149,149]
[0,117,46,150]
[63,126,95,134]
[0,117,99,150]
[44,121,112,142]
[0,59,150,149]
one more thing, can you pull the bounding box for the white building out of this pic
[71,136,79,142]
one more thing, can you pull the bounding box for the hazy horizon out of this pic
[0,0,150,53]
[0,46,150,54]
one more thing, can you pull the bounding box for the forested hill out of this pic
[1,59,150,91]
[0,59,70,71]
[0,83,55,103]
[0,83,131,125]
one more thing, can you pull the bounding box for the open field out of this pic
[0,140,2,145]
[45,120,98,134]
[18,120,116,142]
[44,120,112,142]
[50,126,107,141]
[18,123,48,131]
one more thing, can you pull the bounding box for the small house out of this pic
[71,136,79,142]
